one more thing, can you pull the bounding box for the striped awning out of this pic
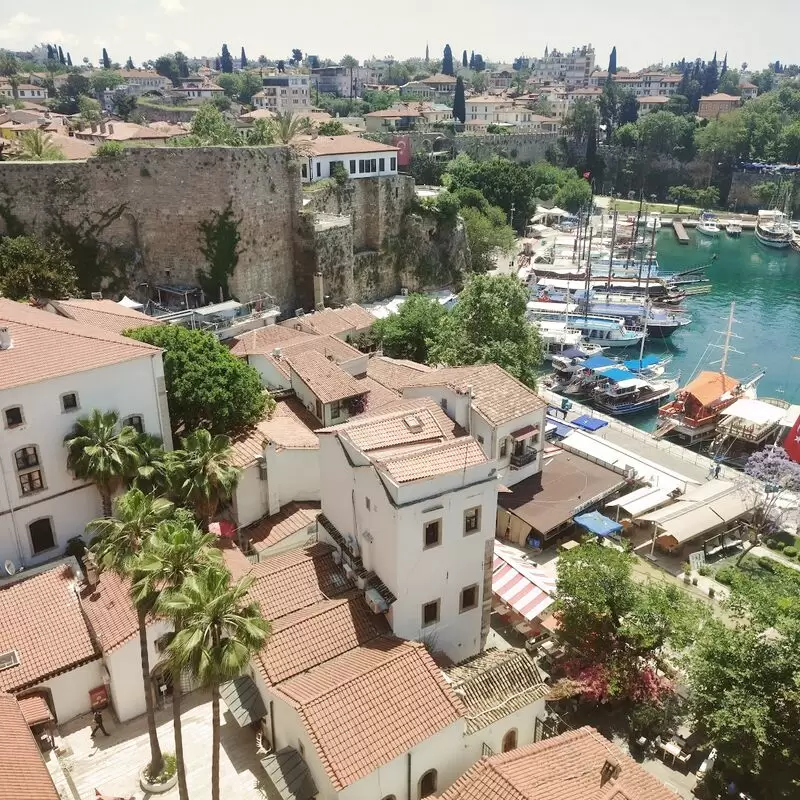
[492,542,555,622]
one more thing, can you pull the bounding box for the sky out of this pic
[1,0,797,71]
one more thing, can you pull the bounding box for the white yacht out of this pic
[645,212,662,232]
[725,219,742,237]
[697,215,720,237]
[755,209,793,248]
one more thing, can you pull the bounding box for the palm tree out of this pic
[0,52,19,100]
[133,513,222,800]
[132,434,171,496]
[169,430,239,530]
[12,130,65,161]
[88,489,174,777]
[164,569,270,800]
[340,54,359,100]
[273,110,312,145]
[65,410,141,516]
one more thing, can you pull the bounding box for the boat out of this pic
[755,209,793,248]
[579,298,691,339]
[561,356,619,397]
[645,212,662,232]
[592,370,679,415]
[725,219,743,237]
[708,398,787,466]
[527,302,645,349]
[621,353,672,379]
[654,303,766,446]
[792,234,800,253]
[696,214,720,237]
[534,320,603,361]
[544,346,604,391]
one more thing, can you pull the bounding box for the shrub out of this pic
[783,546,797,558]
[331,162,349,185]
[775,541,786,551]
[144,752,176,784]
[757,556,776,573]
[765,538,778,549]
[95,140,124,159]
[681,562,692,576]
[714,566,735,585]
[698,565,711,576]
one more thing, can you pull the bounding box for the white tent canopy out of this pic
[719,399,786,426]
[606,486,674,517]
[530,206,573,224]
[117,295,144,310]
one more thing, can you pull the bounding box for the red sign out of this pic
[393,135,411,167]
[784,414,800,462]
[89,685,108,710]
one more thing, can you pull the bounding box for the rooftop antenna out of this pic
[710,301,743,375]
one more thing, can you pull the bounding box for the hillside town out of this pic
[1,22,800,800]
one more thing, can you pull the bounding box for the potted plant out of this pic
[681,562,692,583]
[140,753,178,793]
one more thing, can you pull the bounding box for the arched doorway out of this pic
[502,728,518,752]
[151,661,174,709]
[419,769,438,798]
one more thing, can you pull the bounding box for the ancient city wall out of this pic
[0,147,309,309]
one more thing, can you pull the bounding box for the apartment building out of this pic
[529,44,596,87]
[253,74,312,113]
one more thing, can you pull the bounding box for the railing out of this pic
[482,742,495,758]
[511,449,536,469]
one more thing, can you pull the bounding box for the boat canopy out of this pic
[719,398,786,426]
[574,511,623,537]
[623,354,662,371]
[582,356,617,370]
[602,368,635,383]
[559,347,589,359]
[613,378,651,390]
[682,371,740,406]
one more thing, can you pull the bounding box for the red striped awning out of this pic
[492,553,554,622]
[510,424,539,441]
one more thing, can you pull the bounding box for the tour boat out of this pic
[592,370,679,416]
[696,217,721,237]
[725,219,743,237]
[755,209,793,248]
[527,302,645,349]
[561,356,619,397]
[534,320,603,361]
[579,298,691,339]
[544,346,605,391]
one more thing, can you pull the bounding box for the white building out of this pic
[253,75,312,113]
[170,77,225,103]
[464,96,561,131]
[300,135,399,183]
[0,300,171,570]
[399,73,458,101]
[0,82,48,101]
[114,69,172,97]
[588,70,682,97]
[529,44,596,87]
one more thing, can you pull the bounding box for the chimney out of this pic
[313,272,325,311]
[0,326,12,350]
[599,759,621,787]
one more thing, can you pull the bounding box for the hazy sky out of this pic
[1,0,797,71]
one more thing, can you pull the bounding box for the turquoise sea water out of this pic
[611,230,800,431]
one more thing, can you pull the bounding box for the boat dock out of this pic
[672,220,690,244]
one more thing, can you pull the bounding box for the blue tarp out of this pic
[582,355,616,370]
[546,415,573,438]
[623,354,661,371]
[574,511,623,537]
[572,415,608,432]
[601,368,634,383]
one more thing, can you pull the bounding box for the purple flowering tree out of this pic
[738,446,800,564]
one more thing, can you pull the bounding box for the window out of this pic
[502,729,518,752]
[349,159,356,173]
[330,401,341,420]
[123,415,144,434]
[301,163,308,178]
[379,157,385,171]
[4,406,23,429]
[419,769,438,798]
[464,506,481,534]
[421,599,440,628]
[28,518,55,554]
[499,439,508,458]
[477,434,484,445]
[423,519,441,549]
[365,497,371,511]
[460,584,478,612]
[316,162,321,178]
[440,398,448,412]
[315,399,323,419]
[15,445,44,496]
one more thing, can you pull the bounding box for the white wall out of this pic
[461,697,547,764]
[37,658,104,723]
[306,151,398,184]
[0,354,170,568]
[247,354,291,390]
[105,619,173,722]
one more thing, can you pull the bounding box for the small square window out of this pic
[423,519,441,549]
[365,497,371,511]
[61,392,79,412]
[330,402,341,420]
[4,406,23,428]
[422,599,440,627]
[460,584,478,612]
[464,507,481,534]
[499,439,508,458]
[29,517,55,554]
[477,434,484,445]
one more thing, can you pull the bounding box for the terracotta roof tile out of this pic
[351,375,399,413]
[229,398,319,468]
[48,298,162,334]
[0,565,98,692]
[287,350,368,404]
[701,93,741,102]
[402,364,546,426]
[0,694,59,800]
[273,638,465,790]
[79,570,140,653]
[307,135,398,157]
[17,692,53,726]
[281,305,376,337]
[246,544,351,621]
[367,355,433,392]
[0,299,160,391]
[229,325,316,357]
[439,726,680,800]
[244,502,320,553]
[267,334,364,379]
[375,437,487,483]
[256,595,389,685]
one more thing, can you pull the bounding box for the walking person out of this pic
[90,709,110,738]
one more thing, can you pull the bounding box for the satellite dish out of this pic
[4,559,17,576]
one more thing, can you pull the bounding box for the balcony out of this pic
[510,449,536,469]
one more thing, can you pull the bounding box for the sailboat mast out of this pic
[719,301,736,375]
[606,211,617,302]
[584,227,593,323]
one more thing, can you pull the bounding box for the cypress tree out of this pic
[125,56,134,70]
[608,46,617,75]
[58,46,65,64]
[47,44,54,60]
[453,76,466,123]
[215,57,221,71]
[220,44,233,73]
[462,50,468,68]
[67,52,72,67]
[102,48,111,69]
[442,44,454,76]
[469,50,475,69]
[241,47,248,68]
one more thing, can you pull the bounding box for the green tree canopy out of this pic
[453,76,466,123]
[220,44,233,73]
[0,235,77,300]
[564,98,600,141]
[90,70,123,95]
[442,44,455,76]
[124,325,270,437]
[10,129,65,161]
[317,119,348,136]
[428,274,542,386]
[373,294,447,363]
[554,175,592,213]
[460,205,516,271]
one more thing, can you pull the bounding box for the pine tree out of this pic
[58,46,65,64]
[442,44,454,76]
[608,46,617,75]
[102,48,111,69]
[240,47,247,68]
[220,44,233,74]
[126,56,134,70]
[453,76,466,123]
[67,52,72,67]
[462,50,468,68]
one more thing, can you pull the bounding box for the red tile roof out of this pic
[352,375,401,413]
[267,334,365,379]
[244,502,320,553]
[273,638,465,790]
[367,355,433,392]
[229,325,316,357]
[0,694,60,800]
[255,595,388,685]
[79,570,140,654]
[0,299,159,391]
[375,436,487,483]
[307,135,398,157]
[288,350,368,404]
[0,565,98,692]
[439,726,680,800]
[281,305,377,337]
[17,692,54,726]
[48,298,162,335]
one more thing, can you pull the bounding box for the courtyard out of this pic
[57,692,266,800]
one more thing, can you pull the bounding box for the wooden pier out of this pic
[672,220,690,244]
